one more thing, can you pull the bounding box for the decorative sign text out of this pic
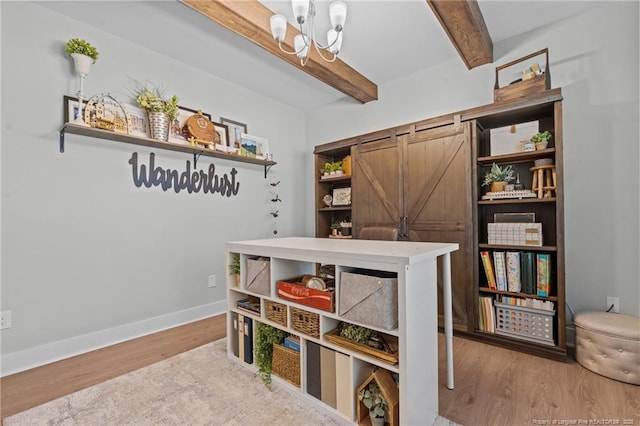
[128,152,240,197]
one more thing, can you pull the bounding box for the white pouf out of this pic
[574,311,640,385]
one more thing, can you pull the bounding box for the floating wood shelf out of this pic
[59,122,276,177]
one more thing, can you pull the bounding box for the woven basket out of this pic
[290,307,319,338]
[271,344,300,387]
[265,300,287,326]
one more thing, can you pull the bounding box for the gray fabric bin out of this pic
[339,270,398,330]
[246,257,270,296]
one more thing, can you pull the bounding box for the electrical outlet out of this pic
[208,275,217,288]
[606,296,619,313]
[0,310,12,329]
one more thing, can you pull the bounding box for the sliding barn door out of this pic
[404,122,474,330]
[351,138,402,239]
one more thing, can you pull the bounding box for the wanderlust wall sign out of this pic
[128,152,239,197]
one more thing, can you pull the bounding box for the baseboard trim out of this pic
[1,301,226,377]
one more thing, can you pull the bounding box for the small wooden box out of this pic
[277,277,335,312]
[494,48,550,103]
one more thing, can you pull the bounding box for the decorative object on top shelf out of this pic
[183,110,217,150]
[494,48,550,103]
[220,117,247,153]
[320,160,343,178]
[340,219,352,236]
[240,133,270,160]
[255,322,285,389]
[168,106,211,146]
[269,0,347,66]
[65,38,99,126]
[531,130,552,150]
[331,186,351,206]
[342,155,352,176]
[482,163,515,193]
[324,322,399,364]
[322,194,333,207]
[131,79,179,141]
[84,93,132,134]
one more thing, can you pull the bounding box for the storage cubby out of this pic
[226,237,457,424]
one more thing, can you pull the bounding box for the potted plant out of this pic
[358,381,388,426]
[65,38,99,69]
[330,220,342,236]
[340,219,352,237]
[255,323,285,389]
[228,254,241,285]
[131,79,180,141]
[482,162,515,193]
[531,131,552,150]
[321,161,343,178]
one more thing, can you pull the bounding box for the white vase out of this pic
[71,53,93,76]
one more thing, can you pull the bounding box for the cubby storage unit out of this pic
[226,237,458,425]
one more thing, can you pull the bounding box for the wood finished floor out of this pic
[2,314,638,425]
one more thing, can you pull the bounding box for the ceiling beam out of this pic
[427,0,493,69]
[179,0,378,104]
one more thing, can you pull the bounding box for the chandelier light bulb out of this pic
[294,34,309,59]
[329,1,347,31]
[270,14,287,42]
[291,0,310,24]
[327,29,342,54]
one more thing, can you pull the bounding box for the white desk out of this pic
[226,237,458,425]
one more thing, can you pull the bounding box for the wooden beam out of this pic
[427,0,493,69]
[179,0,378,104]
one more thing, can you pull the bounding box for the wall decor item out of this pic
[212,122,231,153]
[170,106,212,145]
[84,93,132,134]
[220,117,247,150]
[128,152,240,197]
[63,95,88,123]
[332,187,351,206]
[65,38,98,126]
[131,79,179,141]
[184,111,217,150]
[123,102,149,138]
[240,133,269,159]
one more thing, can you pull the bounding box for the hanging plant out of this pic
[255,322,285,389]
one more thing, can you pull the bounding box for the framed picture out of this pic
[123,102,149,138]
[240,133,269,159]
[63,95,87,123]
[332,187,351,206]
[212,121,231,152]
[170,106,212,145]
[220,117,247,150]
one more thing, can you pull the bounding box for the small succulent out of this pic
[482,163,515,187]
[358,382,388,419]
[531,131,552,143]
[65,38,99,62]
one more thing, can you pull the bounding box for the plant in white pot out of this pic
[65,38,99,124]
[358,381,388,426]
[131,80,179,141]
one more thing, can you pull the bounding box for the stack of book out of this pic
[306,342,351,418]
[236,296,260,316]
[477,295,496,333]
[231,312,254,364]
[481,251,552,296]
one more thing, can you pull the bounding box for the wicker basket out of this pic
[265,300,287,326]
[290,307,319,338]
[271,343,300,387]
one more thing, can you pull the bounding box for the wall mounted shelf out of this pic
[59,122,276,177]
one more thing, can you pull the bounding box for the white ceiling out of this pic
[40,1,597,110]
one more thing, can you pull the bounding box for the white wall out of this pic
[0,2,308,375]
[306,2,640,317]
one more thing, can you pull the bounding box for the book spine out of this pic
[231,311,239,358]
[537,254,551,297]
[243,316,254,364]
[506,251,521,292]
[493,251,507,291]
[480,251,497,289]
[306,341,322,400]
[238,314,245,361]
[320,346,337,408]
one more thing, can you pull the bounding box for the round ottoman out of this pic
[574,311,640,385]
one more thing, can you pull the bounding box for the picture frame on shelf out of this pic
[212,121,232,153]
[240,133,269,159]
[63,95,87,123]
[220,117,247,150]
[123,102,149,138]
[332,187,351,206]
[170,106,212,145]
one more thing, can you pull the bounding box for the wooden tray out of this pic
[324,328,398,365]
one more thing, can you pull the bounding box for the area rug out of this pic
[4,339,458,425]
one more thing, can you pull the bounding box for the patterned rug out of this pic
[4,339,458,425]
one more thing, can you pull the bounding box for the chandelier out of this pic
[269,0,347,66]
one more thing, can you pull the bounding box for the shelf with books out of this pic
[473,93,565,359]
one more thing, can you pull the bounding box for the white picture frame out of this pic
[332,187,351,206]
[240,133,269,159]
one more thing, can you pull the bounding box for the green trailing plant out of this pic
[358,381,388,419]
[65,38,99,62]
[339,322,373,344]
[255,323,285,389]
[131,79,180,121]
[322,161,343,174]
[228,253,240,275]
[482,163,515,187]
[531,130,552,143]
